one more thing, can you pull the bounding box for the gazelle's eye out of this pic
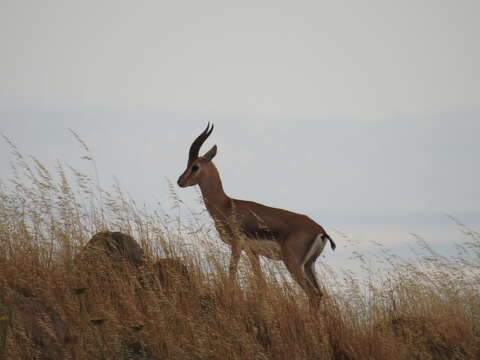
[192,164,199,172]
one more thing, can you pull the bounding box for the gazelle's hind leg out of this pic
[303,234,327,299]
[303,261,323,309]
[304,261,321,294]
[282,233,324,308]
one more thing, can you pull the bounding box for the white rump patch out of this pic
[302,234,327,267]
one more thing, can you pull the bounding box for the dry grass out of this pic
[0,137,479,359]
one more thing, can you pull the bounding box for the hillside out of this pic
[0,144,479,359]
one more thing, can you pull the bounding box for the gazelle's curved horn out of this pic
[188,123,214,164]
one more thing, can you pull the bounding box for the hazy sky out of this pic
[1,1,479,270]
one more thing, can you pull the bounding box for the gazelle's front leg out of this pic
[228,243,241,280]
[245,249,264,280]
[245,248,267,292]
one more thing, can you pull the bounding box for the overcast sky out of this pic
[1,0,479,271]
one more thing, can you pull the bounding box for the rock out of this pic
[0,285,74,360]
[75,231,196,303]
[75,231,145,269]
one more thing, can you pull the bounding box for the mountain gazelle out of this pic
[177,124,336,307]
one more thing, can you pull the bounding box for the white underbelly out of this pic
[246,238,282,260]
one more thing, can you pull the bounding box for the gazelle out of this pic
[177,124,336,306]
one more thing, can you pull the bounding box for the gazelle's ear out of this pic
[203,145,217,162]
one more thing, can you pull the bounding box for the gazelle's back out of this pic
[230,198,326,242]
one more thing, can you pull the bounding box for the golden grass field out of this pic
[0,137,479,359]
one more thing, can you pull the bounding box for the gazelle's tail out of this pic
[321,233,336,251]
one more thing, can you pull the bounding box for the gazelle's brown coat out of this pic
[178,124,335,306]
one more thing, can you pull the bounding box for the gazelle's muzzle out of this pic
[177,170,192,188]
[177,175,186,187]
[177,178,186,188]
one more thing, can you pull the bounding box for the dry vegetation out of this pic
[0,137,479,359]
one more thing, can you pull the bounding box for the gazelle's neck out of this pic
[198,162,229,214]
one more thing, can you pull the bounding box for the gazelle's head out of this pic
[177,123,217,188]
